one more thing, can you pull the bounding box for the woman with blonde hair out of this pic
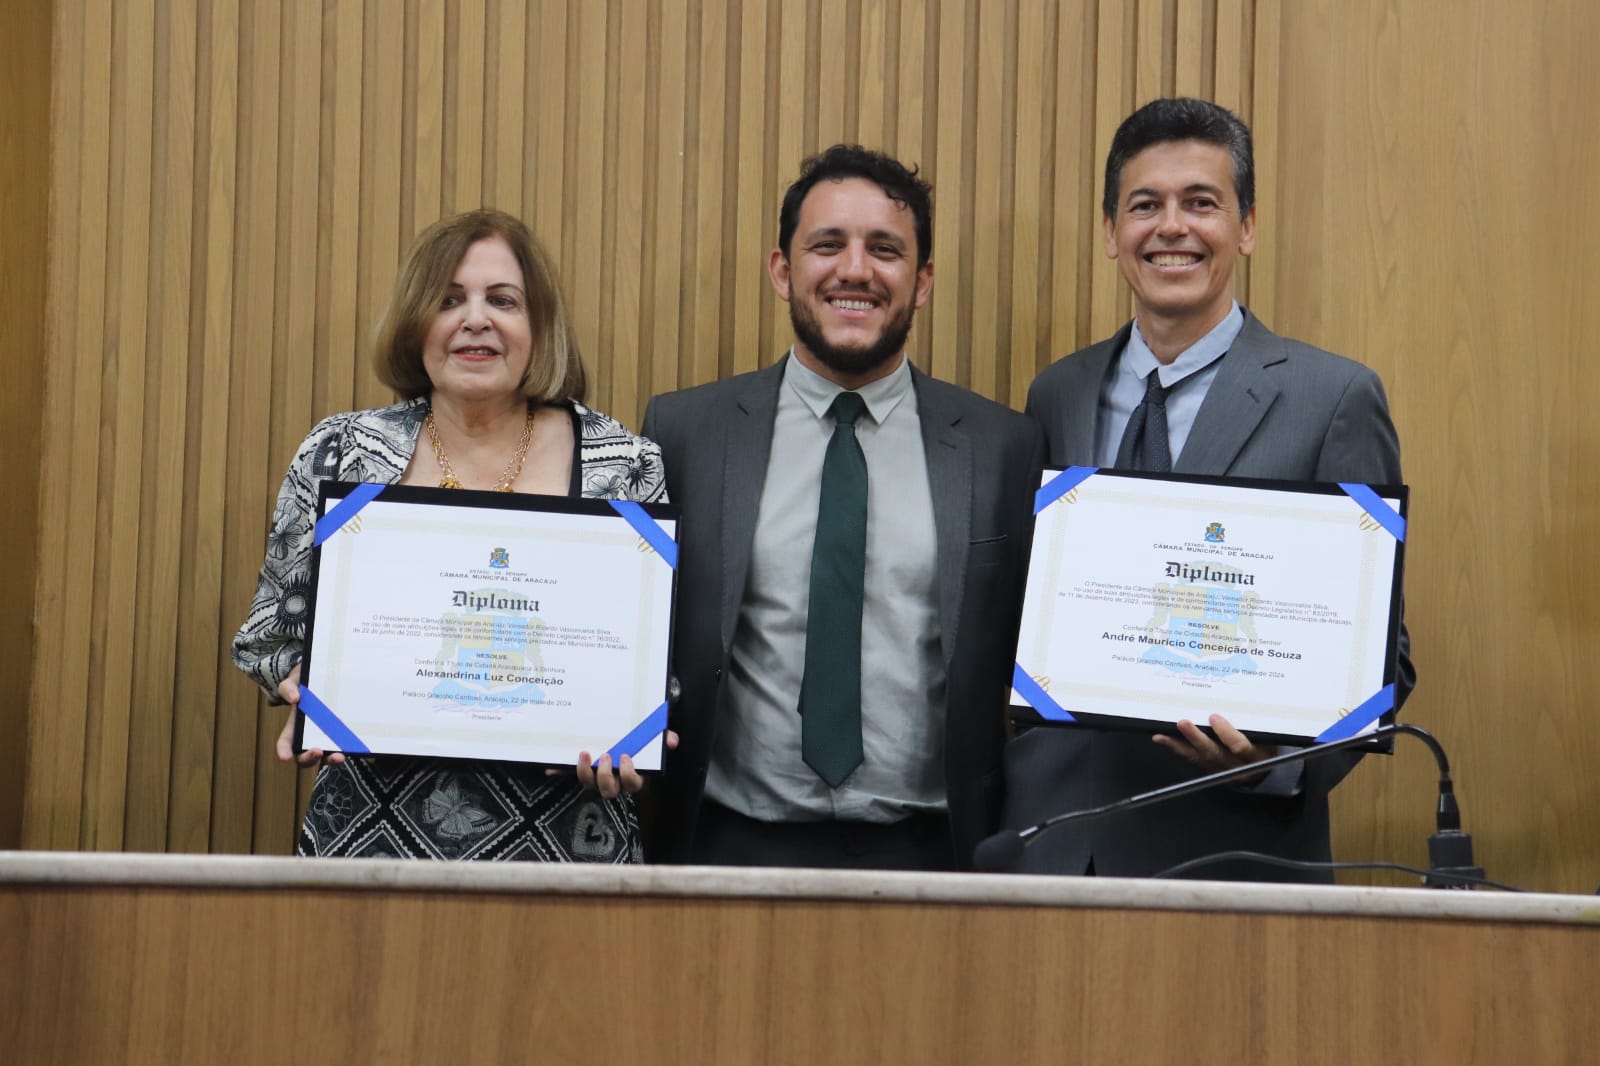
[234,209,666,861]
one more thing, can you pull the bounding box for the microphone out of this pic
[976,722,1483,887]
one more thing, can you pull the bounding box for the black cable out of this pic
[1151,849,1522,892]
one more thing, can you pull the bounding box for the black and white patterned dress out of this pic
[232,397,667,861]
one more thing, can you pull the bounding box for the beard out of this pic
[789,292,917,379]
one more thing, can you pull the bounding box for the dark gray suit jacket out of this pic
[1004,311,1414,882]
[641,357,1044,869]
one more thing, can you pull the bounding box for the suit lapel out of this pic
[1175,312,1285,475]
[913,369,969,667]
[1054,331,1124,467]
[718,360,784,651]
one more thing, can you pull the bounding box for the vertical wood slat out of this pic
[125,0,198,853]
[3,0,57,849]
[182,0,239,854]
[25,0,86,849]
[1008,0,1047,410]
[233,0,285,855]
[968,5,1007,400]
[730,0,771,381]
[412,0,445,231]
[648,0,689,396]
[82,0,154,852]
[928,1,965,383]
[490,0,527,216]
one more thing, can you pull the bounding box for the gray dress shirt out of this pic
[704,353,947,822]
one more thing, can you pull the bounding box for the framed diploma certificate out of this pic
[1011,468,1407,746]
[298,481,679,770]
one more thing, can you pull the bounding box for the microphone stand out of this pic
[976,722,1484,888]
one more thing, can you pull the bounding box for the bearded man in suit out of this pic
[1004,98,1414,881]
[643,145,1043,870]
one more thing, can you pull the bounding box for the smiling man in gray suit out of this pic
[642,145,1043,870]
[1004,98,1413,881]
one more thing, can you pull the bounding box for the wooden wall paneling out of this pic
[769,0,809,372]
[1272,0,1600,893]
[727,0,772,387]
[452,0,489,212]
[570,0,609,398]
[30,0,116,850]
[527,0,567,263]
[1088,0,1133,341]
[322,0,365,420]
[228,0,285,856]
[1048,1,1094,359]
[1239,0,1270,317]
[86,0,158,853]
[0,0,53,849]
[645,0,688,398]
[1213,0,1245,113]
[816,0,852,145]
[610,0,649,424]
[125,0,199,853]
[24,0,82,850]
[1007,0,1047,411]
[928,1,965,385]
[276,0,327,839]
[488,0,528,217]
[686,1,729,386]
[1135,0,1168,104]
[1175,0,1206,97]
[181,0,240,854]
[894,0,930,370]
[967,3,1008,403]
[855,0,887,151]
[412,0,446,233]
[353,5,403,422]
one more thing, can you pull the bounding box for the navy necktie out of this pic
[1116,370,1171,472]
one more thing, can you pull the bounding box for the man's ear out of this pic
[913,258,935,309]
[768,247,792,301]
[1102,212,1119,260]
[1238,206,1257,256]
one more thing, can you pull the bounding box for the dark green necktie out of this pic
[799,391,868,788]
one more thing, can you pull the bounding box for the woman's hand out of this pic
[570,730,679,799]
[274,663,346,768]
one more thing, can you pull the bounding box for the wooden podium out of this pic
[4,853,1597,1065]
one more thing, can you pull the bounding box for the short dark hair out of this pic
[1103,98,1255,220]
[777,144,934,268]
[373,209,586,403]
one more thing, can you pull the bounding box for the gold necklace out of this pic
[424,406,536,492]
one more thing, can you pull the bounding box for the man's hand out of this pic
[1153,713,1271,776]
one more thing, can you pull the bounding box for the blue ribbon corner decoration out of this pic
[1012,663,1076,723]
[1313,684,1396,743]
[1034,465,1099,515]
[604,701,671,763]
[1337,483,1406,542]
[609,500,678,569]
[297,685,371,754]
[313,482,387,546]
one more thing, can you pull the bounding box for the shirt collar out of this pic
[783,348,913,425]
[1124,301,1245,387]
